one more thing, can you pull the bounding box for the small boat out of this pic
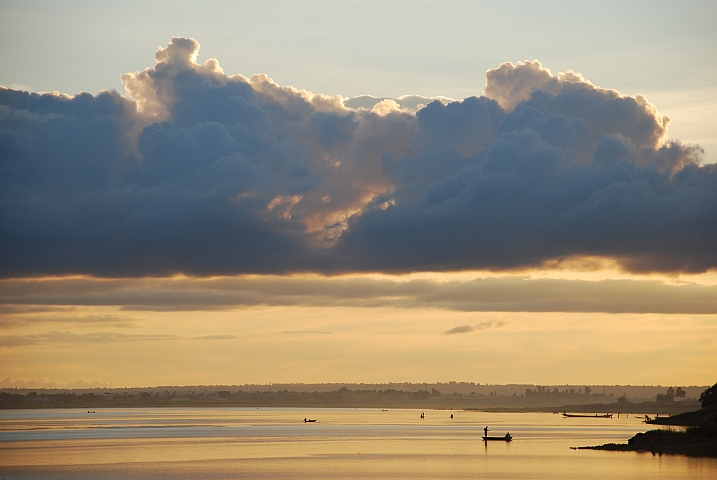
[304,418,316,423]
[483,433,512,442]
[562,413,612,418]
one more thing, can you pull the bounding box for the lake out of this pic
[1,407,715,479]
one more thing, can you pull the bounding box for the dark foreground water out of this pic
[1,407,715,479]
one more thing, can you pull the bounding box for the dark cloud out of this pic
[444,320,506,335]
[0,305,77,316]
[445,325,474,335]
[1,40,715,277]
[2,276,716,315]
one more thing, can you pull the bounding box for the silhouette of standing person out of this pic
[484,426,489,437]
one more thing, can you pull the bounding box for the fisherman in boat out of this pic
[484,426,489,437]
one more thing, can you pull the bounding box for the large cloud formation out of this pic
[1,38,715,277]
[3,276,716,315]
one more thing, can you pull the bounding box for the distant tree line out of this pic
[524,385,612,399]
[0,387,451,409]
[2,384,709,411]
[655,387,687,403]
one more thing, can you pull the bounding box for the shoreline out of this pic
[580,429,717,458]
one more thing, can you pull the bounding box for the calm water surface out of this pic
[1,407,715,479]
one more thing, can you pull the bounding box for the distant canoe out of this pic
[304,419,316,422]
[562,413,612,418]
[483,434,512,442]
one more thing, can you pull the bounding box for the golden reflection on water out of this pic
[1,408,716,479]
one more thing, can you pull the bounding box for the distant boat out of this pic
[562,413,612,418]
[304,418,316,423]
[483,433,512,442]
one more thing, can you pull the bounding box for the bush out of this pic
[699,383,717,408]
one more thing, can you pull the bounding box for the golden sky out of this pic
[2,266,716,388]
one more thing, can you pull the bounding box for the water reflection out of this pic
[1,408,715,479]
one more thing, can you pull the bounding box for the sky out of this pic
[1,1,716,389]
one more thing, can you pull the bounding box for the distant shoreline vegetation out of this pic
[581,382,717,457]
[0,384,704,412]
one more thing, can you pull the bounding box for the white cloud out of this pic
[0,376,109,389]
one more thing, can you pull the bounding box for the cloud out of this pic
[65,379,111,389]
[278,330,333,335]
[1,38,715,277]
[0,329,242,346]
[444,320,506,335]
[0,305,77,316]
[194,334,238,340]
[3,275,717,315]
[0,330,180,347]
[0,376,109,389]
[0,311,141,328]
[344,95,453,113]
